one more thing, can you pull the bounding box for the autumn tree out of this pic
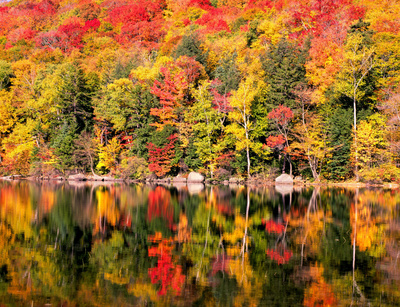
[73,131,99,175]
[150,64,189,129]
[0,60,12,90]
[147,133,178,177]
[268,105,294,175]
[351,113,391,180]
[227,76,265,178]
[335,22,375,181]
[189,80,225,177]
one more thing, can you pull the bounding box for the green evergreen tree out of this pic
[262,38,308,109]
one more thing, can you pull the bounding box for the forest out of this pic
[0,0,399,182]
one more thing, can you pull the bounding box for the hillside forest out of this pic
[0,0,399,182]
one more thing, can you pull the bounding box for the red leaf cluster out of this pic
[268,105,293,126]
[265,135,286,150]
[147,134,177,177]
[195,8,231,33]
[262,219,285,234]
[266,248,293,265]
[36,19,100,52]
[107,0,165,48]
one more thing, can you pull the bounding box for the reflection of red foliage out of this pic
[262,219,285,234]
[266,248,292,265]
[148,238,185,296]
[211,255,230,276]
[147,187,175,229]
[216,203,233,215]
[119,213,132,228]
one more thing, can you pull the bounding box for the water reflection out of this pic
[0,181,399,305]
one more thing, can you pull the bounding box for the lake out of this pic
[0,180,399,306]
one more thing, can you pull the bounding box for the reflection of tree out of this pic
[148,236,185,296]
[147,186,175,230]
[303,264,337,307]
[290,186,330,266]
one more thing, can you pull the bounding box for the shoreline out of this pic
[0,175,398,189]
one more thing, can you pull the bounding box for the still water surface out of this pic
[0,180,399,306]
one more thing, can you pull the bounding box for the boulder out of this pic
[146,173,157,182]
[87,174,103,181]
[275,173,293,185]
[173,174,187,183]
[229,177,240,183]
[102,176,116,181]
[68,173,87,181]
[187,172,205,183]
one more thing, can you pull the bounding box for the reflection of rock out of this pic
[172,182,187,191]
[228,183,241,189]
[67,181,88,188]
[187,183,204,195]
[275,174,293,185]
[275,184,294,196]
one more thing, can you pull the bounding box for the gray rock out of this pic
[68,173,87,181]
[87,174,103,181]
[101,176,116,181]
[146,173,157,182]
[187,172,205,183]
[173,174,187,183]
[275,173,293,185]
[229,177,240,183]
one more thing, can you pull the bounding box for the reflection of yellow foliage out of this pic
[292,210,331,256]
[351,192,386,256]
[128,280,159,303]
[93,188,120,234]
[223,211,252,245]
[227,246,262,307]
[0,184,34,239]
[176,213,192,243]
[104,272,130,285]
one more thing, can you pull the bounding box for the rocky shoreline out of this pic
[0,172,399,189]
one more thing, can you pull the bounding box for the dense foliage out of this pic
[1,0,399,182]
